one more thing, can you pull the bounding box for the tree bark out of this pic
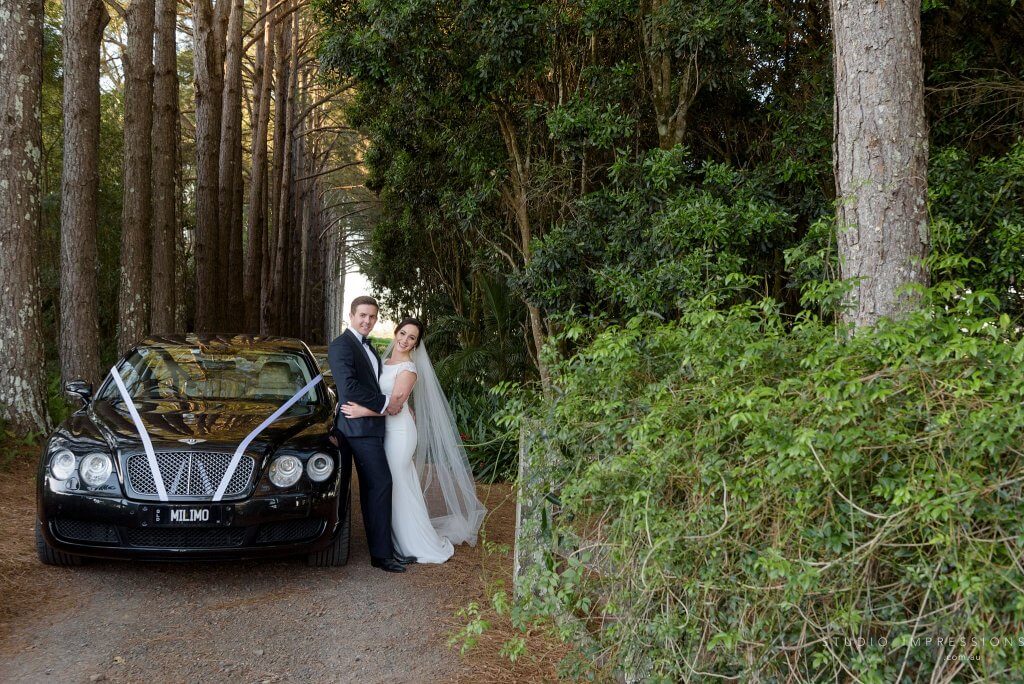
[218,0,244,332]
[264,8,291,333]
[641,0,700,150]
[269,8,296,334]
[60,0,109,386]
[193,0,226,331]
[0,0,50,433]
[118,0,156,355]
[151,0,178,333]
[245,0,274,333]
[495,109,549,385]
[831,0,930,327]
[325,212,347,341]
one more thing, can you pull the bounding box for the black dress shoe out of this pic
[370,557,406,573]
[393,552,417,565]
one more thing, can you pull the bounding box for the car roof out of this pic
[138,334,313,354]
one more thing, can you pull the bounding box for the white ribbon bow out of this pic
[109,366,323,502]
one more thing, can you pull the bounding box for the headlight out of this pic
[306,452,334,482]
[49,449,77,480]
[79,453,113,487]
[269,455,302,488]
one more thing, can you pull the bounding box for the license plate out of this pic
[151,506,224,526]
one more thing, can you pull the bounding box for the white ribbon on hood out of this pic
[109,366,169,502]
[212,373,323,502]
[110,366,323,503]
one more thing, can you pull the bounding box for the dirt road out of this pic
[0,457,556,683]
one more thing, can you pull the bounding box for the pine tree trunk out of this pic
[60,0,108,386]
[327,214,348,342]
[245,0,274,333]
[0,0,50,433]
[270,9,296,334]
[228,132,244,327]
[264,9,291,333]
[151,0,178,333]
[193,0,226,331]
[218,0,244,332]
[118,0,156,355]
[831,0,930,327]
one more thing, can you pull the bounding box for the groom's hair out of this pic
[350,295,379,314]
[395,318,425,348]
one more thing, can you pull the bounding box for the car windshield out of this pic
[312,352,331,376]
[101,344,320,403]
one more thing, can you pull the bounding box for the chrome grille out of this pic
[126,451,255,499]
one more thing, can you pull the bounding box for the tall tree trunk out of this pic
[270,8,296,334]
[118,0,156,354]
[151,0,178,333]
[60,0,108,386]
[245,0,274,333]
[831,0,929,327]
[264,8,291,333]
[325,210,347,341]
[218,0,244,332]
[193,0,226,331]
[288,69,306,336]
[0,0,50,433]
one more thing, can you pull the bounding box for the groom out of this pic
[328,296,411,573]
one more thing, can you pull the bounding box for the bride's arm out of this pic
[340,402,382,418]
[387,371,417,413]
[340,371,417,418]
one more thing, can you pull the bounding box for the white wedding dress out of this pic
[381,360,455,564]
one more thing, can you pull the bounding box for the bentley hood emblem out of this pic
[178,437,206,445]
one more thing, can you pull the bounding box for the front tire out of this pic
[307,489,351,567]
[35,520,83,567]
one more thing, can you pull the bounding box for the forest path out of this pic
[0,461,516,684]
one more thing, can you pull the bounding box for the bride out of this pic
[339,318,486,563]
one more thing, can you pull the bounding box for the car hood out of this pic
[88,398,325,452]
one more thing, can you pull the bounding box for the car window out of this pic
[101,345,320,403]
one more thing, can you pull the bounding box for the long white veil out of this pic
[388,340,486,545]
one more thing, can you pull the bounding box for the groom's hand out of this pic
[385,402,402,416]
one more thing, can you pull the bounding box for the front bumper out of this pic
[37,484,348,562]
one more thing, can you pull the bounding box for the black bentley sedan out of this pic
[36,334,350,566]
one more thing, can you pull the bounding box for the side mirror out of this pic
[64,380,93,405]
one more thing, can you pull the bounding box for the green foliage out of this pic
[514,286,1024,680]
[929,142,1024,320]
[520,148,799,322]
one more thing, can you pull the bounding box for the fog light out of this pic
[269,455,302,488]
[49,449,76,480]
[80,453,112,487]
[306,453,334,482]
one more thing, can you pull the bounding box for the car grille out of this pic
[126,451,255,500]
[255,518,324,544]
[54,519,119,544]
[124,527,246,548]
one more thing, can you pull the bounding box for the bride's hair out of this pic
[395,317,425,348]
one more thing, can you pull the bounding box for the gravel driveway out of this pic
[0,462,516,684]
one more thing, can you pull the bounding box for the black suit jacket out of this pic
[328,329,388,438]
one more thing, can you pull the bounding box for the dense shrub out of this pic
[515,288,1024,681]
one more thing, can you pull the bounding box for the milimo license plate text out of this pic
[152,506,223,526]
